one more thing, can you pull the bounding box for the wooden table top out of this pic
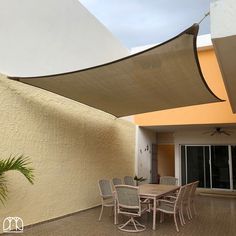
[139,184,179,198]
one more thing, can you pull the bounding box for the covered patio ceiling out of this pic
[10,24,222,117]
[144,123,236,133]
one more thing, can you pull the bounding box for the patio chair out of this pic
[156,185,186,232]
[115,185,147,232]
[112,178,122,186]
[160,176,178,185]
[124,176,135,186]
[98,179,114,221]
[189,181,199,219]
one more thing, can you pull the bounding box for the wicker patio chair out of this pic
[160,176,178,185]
[156,185,186,232]
[112,178,122,186]
[98,179,114,221]
[124,176,135,186]
[115,185,147,232]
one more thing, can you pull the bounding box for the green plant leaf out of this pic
[0,175,8,204]
[0,155,35,204]
[134,175,146,182]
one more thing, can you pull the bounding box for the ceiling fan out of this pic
[203,127,233,136]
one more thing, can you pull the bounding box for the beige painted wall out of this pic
[157,145,175,177]
[136,127,157,183]
[0,74,135,231]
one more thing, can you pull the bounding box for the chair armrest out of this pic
[102,195,113,199]
[140,197,151,203]
[165,196,177,199]
[157,199,175,204]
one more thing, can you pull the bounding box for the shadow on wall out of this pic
[0,75,135,229]
[0,75,133,171]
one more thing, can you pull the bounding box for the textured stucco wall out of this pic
[0,74,135,230]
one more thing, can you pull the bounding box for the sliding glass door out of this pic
[211,146,230,189]
[181,146,210,188]
[181,145,234,190]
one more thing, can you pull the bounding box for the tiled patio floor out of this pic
[12,195,236,236]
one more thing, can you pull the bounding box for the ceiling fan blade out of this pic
[222,131,230,136]
[211,131,217,136]
[203,131,212,135]
[203,128,233,136]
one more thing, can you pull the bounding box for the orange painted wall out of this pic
[158,144,175,177]
[134,49,236,126]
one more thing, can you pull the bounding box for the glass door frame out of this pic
[181,144,235,191]
[228,145,233,190]
[210,145,231,190]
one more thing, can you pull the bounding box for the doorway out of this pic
[157,144,175,177]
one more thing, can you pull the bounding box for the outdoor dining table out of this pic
[114,184,180,230]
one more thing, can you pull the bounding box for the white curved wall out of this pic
[0,0,128,76]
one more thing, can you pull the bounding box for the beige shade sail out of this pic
[10,24,222,117]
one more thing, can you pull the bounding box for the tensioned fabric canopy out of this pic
[10,24,222,117]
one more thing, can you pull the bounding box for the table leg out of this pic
[153,197,156,230]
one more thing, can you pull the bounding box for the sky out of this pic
[79,0,210,48]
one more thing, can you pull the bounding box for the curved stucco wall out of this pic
[0,74,135,230]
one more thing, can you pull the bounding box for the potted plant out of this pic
[134,175,146,186]
[0,155,34,204]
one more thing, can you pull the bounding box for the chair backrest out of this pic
[190,181,199,198]
[160,176,178,185]
[182,183,192,202]
[98,179,113,197]
[174,185,186,210]
[124,176,135,186]
[112,178,122,186]
[115,185,140,210]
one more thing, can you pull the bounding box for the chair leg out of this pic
[99,204,104,221]
[134,219,145,228]
[119,218,133,230]
[174,213,179,232]
[188,202,193,219]
[132,218,138,231]
[118,217,146,232]
[179,211,184,226]
[148,203,152,212]
[181,207,186,225]
[186,206,191,220]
